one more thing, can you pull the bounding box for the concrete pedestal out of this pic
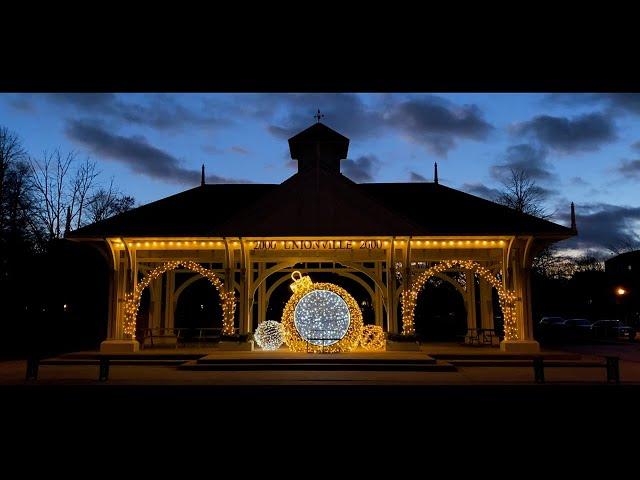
[500,340,540,353]
[100,339,140,353]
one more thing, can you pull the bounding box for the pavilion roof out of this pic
[68,171,574,239]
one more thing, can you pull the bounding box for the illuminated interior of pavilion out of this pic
[67,121,576,353]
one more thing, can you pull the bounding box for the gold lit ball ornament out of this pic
[282,271,363,353]
[360,325,386,351]
[254,320,284,351]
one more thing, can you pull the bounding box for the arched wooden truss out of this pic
[123,261,236,338]
[401,259,518,340]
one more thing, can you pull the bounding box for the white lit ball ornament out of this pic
[254,320,284,351]
[281,271,363,353]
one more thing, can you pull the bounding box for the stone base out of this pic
[386,341,420,351]
[500,340,540,353]
[217,340,254,351]
[100,339,140,353]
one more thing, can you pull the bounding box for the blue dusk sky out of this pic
[1,93,639,256]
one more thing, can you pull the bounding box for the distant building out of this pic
[605,250,640,325]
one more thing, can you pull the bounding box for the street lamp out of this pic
[616,287,627,296]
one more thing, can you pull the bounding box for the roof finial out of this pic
[201,164,205,186]
[570,201,577,232]
[434,162,439,185]
[314,109,324,123]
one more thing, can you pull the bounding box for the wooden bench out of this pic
[141,328,182,348]
[25,354,123,381]
[532,356,620,384]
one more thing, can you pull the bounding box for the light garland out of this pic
[254,320,284,350]
[401,259,518,341]
[123,260,236,338]
[281,271,363,353]
[360,325,386,351]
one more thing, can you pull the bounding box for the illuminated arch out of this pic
[123,261,236,338]
[401,260,518,341]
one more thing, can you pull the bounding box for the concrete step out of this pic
[195,354,437,365]
[449,359,606,367]
[428,352,582,361]
[56,352,205,361]
[178,360,456,372]
[41,358,190,366]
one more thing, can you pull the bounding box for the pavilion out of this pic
[67,121,576,353]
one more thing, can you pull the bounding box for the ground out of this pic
[2,342,640,385]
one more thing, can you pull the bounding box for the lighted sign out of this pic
[253,240,383,250]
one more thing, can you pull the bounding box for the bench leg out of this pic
[533,358,545,383]
[99,358,110,381]
[606,357,620,384]
[26,357,39,381]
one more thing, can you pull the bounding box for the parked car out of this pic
[591,319,636,342]
[537,316,566,342]
[561,318,592,342]
[539,316,565,328]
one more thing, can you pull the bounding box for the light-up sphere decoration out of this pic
[254,320,284,351]
[360,325,386,351]
[282,271,363,353]
[294,290,350,346]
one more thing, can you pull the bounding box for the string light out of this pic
[123,260,236,338]
[401,259,518,341]
[294,290,350,347]
[254,320,284,350]
[281,272,363,353]
[360,325,385,351]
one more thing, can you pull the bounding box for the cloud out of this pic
[65,120,244,185]
[341,154,380,182]
[461,183,501,201]
[617,159,640,178]
[490,144,553,181]
[409,171,428,182]
[261,94,387,141]
[513,112,617,153]
[632,141,640,152]
[231,146,249,155]
[570,176,590,187]
[47,93,230,132]
[386,97,493,156]
[555,203,640,252]
[8,95,35,112]
[545,93,640,116]
[262,94,492,157]
[202,145,225,155]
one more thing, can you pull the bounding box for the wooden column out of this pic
[163,270,175,330]
[149,277,163,330]
[258,262,266,324]
[374,261,384,328]
[465,270,477,331]
[386,238,397,333]
[479,278,494,331]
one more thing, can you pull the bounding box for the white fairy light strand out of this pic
[254,320,284,350]
[401,259,518,341]
[360,325,386,351]
[282,273,363,353]
[123,260,236,338]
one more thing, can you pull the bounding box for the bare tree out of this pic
[0,127,27,232]
[28,150,99,243]
[87,179,135,223]
[496,168,551,219]
[607,239,640,256]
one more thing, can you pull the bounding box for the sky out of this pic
[1,92,639,256]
